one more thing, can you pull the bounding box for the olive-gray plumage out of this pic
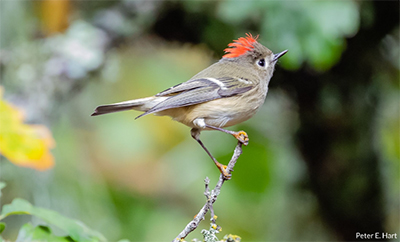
[91,46,287,129]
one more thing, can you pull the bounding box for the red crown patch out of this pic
[223,33,259,58]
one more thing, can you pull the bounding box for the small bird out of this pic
[92,33,287,179]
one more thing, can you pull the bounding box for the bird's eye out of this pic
[257,59,265,67]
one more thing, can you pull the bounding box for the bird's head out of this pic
[222,33,287,79]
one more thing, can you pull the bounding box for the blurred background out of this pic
[0,0,399,241]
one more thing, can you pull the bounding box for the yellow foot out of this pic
[217,164,231,180]
[233,131,249,146]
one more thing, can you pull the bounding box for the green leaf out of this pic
[0,182,5,197]
[0,198,106,242]
[0,222,5,234]
[0,198,31,217]
[16,224,73,242]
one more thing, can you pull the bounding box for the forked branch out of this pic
[172,142,243,242]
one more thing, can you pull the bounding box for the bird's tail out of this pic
[91,96,166,116]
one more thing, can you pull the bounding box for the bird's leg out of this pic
[191,128,231,179]
[204,124,249,146]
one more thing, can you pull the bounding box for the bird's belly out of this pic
[170,94,266,128]
[202,106,258,127]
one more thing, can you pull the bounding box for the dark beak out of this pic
[273,50,288,62]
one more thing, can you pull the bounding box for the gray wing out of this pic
[136,77,253,119]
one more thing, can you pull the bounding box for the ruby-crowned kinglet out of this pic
[92,33,287,179]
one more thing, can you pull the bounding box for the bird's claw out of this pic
[218,164,231,180]
[233,131,249,146]
[221,167,232,180]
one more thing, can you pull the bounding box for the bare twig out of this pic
[172,142,243,242]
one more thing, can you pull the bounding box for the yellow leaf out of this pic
[0,87,55,170]
[38,0,70,36]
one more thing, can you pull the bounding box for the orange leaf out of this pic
[39,0,71,36]
[0,87,55,170]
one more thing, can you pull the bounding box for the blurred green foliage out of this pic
[0,0,398,242]
[1,198,107,242]
[14,224,74,242]
[218,0,359,70]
